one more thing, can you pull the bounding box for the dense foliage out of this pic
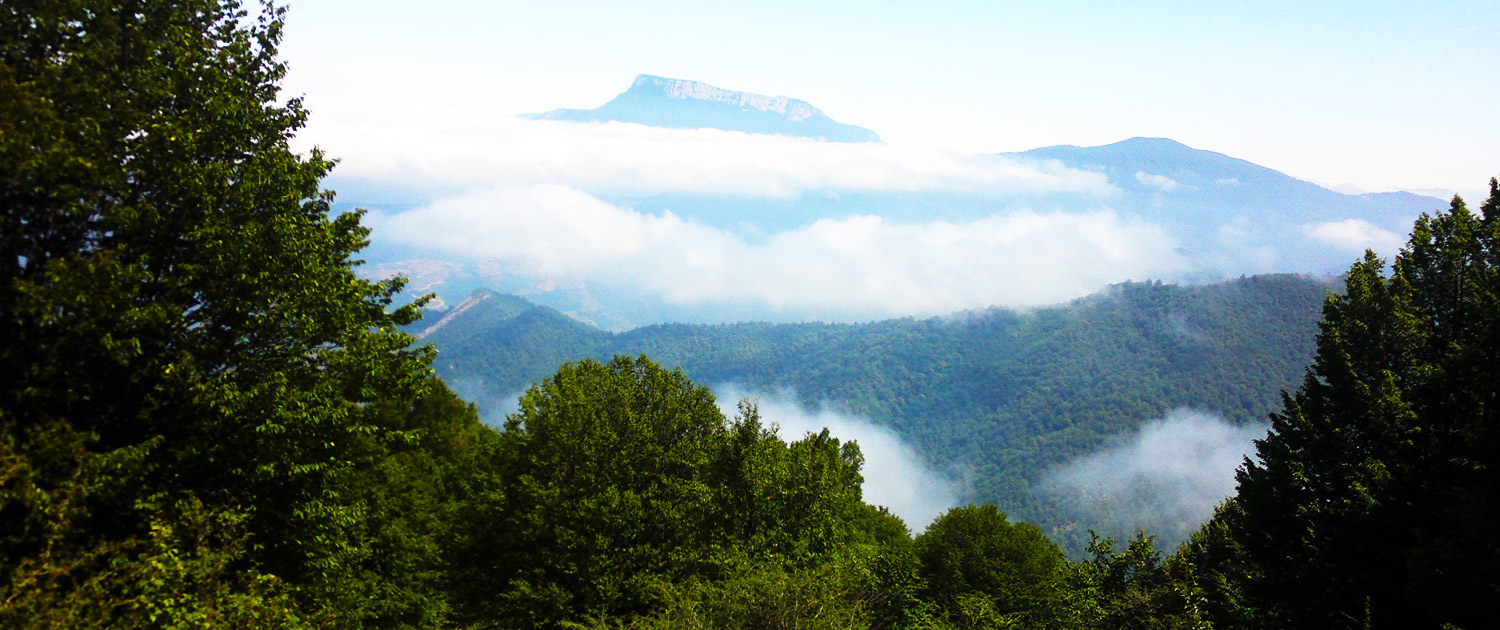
[915,504,1066,624]
[460,355,872,626]
[1,0,443,625]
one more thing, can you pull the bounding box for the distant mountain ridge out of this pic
[523,74,881,142]
[1001,137,1443,273]
[1011,137,1438,217]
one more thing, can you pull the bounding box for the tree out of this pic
[1223,179,1500,629]
[474,355,871,627]
[481,355,728,624]
[0,496,317,630]
[1075,533,1216,630]
[1,1,436,624]
[915,504,1066,626]
[711,400,868,566]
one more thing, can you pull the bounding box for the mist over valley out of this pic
[420,272,1329,551]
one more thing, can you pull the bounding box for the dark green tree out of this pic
[915,504,1066,626]
[1224,179,1500,629]
[332,378,503,628]
[711,400,868,565]
[1,0,438,625]
[482,355,727,625]
[1074,533,1216,630]
[855,541,937,630]
[0,495,317,630]
[477,355,870,627]
[1171,507,1255,629]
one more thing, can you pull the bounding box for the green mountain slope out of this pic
[420,275,1330,543]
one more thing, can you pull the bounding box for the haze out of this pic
[281,1,1497,200]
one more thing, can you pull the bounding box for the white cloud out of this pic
[1135,171,1182,192]
[306,115,1116,199]
[1305,219,1405,257]
[377,184,1192,318]
[1041,409,1265,543]
[363,259,464,295]
[715,387,959,530]
[1213,217,1278,271]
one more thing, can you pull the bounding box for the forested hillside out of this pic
[422,275,1330,543]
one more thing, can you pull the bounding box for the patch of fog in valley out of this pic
[1040,408,1267,546]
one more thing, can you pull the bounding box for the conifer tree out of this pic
[1225,179,1500,629]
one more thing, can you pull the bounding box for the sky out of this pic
[280,0,1498,199]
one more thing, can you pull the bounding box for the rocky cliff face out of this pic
[524,74,880,142]
[630,74,818,121]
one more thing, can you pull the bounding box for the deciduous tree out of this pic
[1,1,437,624]
[915,504,1066,626]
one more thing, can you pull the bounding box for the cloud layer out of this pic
[715,387,959,530]
[376,184,1191,319]
[1305,219,1405,258]
[1041,409,1266,544]
[321,115,1209,320]
[313,116,1115,199]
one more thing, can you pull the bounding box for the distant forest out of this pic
[4,2,1498,629]
[423,274,1329,549]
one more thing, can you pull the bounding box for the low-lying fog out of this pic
[1041,408,1267,544]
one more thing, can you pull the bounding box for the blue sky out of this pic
[281,0,1497,199]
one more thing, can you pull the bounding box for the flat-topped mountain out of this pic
[523,74,881,142]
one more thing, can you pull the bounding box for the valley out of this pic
[418,273,1330,549]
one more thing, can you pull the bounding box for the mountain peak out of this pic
[1113,137,1192,150]
[415,289,533,340]
[626,74,820,122]
[524,75,880,143]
